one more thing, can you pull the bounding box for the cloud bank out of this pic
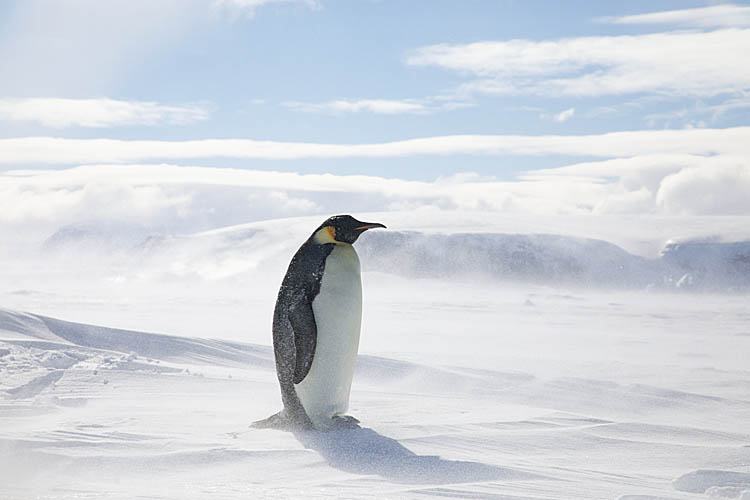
[1,157,748,248]
[1,127,749,164]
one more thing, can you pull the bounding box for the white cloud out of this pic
[283,99,428,114]
[656,163,750,215]
[552,108,575,123]
[260,190,319,212]
[593,187,654,215]
[0,164,605,239]
[602,4,750,28]
[406,29,750,97]
[0,98,209,128]
[0,175,191,227]
[214,0,320,17]
[283,96,474,115]
[522,153,750,215]
[524,154,711,181]
[2,127,749,164]
[646,92,750,128]
[2,126,748,226]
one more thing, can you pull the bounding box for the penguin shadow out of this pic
[292,426,540,485]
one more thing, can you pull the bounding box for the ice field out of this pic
[1,213,750,499]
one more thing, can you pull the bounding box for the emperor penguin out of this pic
[255,215,386,431]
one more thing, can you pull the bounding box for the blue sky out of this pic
[0,1,749,227]
[2,1,749,177]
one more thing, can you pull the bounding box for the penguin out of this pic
[253,215,386,431]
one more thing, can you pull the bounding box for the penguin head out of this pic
[313,215,386,245]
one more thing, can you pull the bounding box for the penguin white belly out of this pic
[294,244,362,430]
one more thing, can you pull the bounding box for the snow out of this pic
[1,212,750,499]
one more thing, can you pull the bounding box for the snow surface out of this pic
[2,287,750,499]
[1,212,750,499]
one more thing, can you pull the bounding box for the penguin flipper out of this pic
[288,293,317,384]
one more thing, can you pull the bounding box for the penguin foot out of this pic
[331,415,361,429]
[250,412,289,430]
[250,411,315,431]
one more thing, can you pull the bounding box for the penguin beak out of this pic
[354,222,386,231]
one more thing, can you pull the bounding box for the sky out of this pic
[1,0,749,238]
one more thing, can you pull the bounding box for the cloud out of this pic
[645,92,750,128]
[2,127,749,164]
[523,153,750,215]
[214,0,320,17]
[0,174,191,229]
[406,29,750,98]
[524,154,711,181]
[601,4,750,28]
[282,96,474,115]
[0,164,601,241]
[0,98,209,128]
[2,125,748,227]
[656,163,750,215]
[2,155,750,248]
[552,108,575,123]
[283,99,428,114]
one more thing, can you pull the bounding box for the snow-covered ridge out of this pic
[359,232,750,291]
[39,221,750,291]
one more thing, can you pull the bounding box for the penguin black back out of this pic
[273,238,333,382]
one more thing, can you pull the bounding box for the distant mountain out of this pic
[357,232,750,291]
[42,222,159,254]
[660,240,750,291]
[37,219,750,292]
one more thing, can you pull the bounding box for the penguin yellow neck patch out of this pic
[314,226,340,245]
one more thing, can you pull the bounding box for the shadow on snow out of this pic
[293,426,543,485]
